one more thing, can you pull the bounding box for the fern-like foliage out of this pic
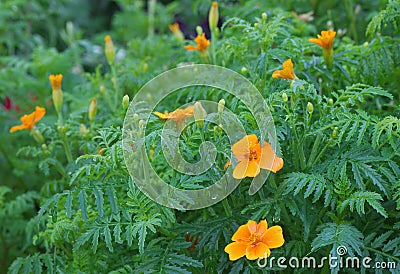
[366,0,400,36]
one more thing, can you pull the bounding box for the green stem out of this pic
[294,130,306,170]
[221,197,232,217]
[111,65,120,110]
[311,139,333,166]
[307,134,323,168]
[53,160,69,179]
[148,0,156,38]
[210,31,217,65]
[59,129,73,163]
[364,247,400,263]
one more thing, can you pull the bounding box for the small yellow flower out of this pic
[49,74,63,90]
[169,23,184,43]
[184,33,210,53]
[224,220,284,261]
[154,105,195,126]
[272,59,297,80]
[10,106,46,133]
[309,30,336,50]
[309,30,336,68]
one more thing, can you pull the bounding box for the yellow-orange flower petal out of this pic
[246,242,270,260]
[259,142,284,173]
[153,105,195,125]
[309,30,336,50]
[224,241,247,261]
[263,226,285,248]
[49,74,63,90]
[184,33,210,53]
[272,59,296,80]
[10,106,46,133]
[231,223,251,241]
[232,160,260,179]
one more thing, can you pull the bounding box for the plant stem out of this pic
[221,197,232,217]
[210,31,217,65]
[59,129,73,163]
[364,247,400,263]
[307,134,322,168]
[311,139,333,167]
[111,65,120,110]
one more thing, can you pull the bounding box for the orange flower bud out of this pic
[49,74,63,114]
[209,2,219,32]
[104,35,115,65]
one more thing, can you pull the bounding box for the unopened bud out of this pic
[42,144,47,151]
[66,21,74,37]
[262,12,267,21]
[307,102,314,114]
[214,125,222,131]
[149,149,155,159]
[363,41,369,48]
[88,98,97,121]
[80,123,89,135]
[194,102,207,126]
[328,98,333,105]
[133,113,139,121]
[143,63,148,72]
[209,2,219,32]
[218,99,225,113]
[194,102,207,119]
[254,23,259,28]
[282,92,288,102]
[122,94,129,110]
[139,120,145,135]
[354,4,361,15]
[104,35,115,65]
[100,85,105,94]
[241,66,247,74]
[146,93,152,102]
[49,74,63,114]
[196,26,203,36]
[332,126,338,138]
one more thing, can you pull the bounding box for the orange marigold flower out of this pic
[308,30,336,50]
[184,33,210,53]
[224,220,284,261]
[154,105,195,125]
[272,59,297,80]
[10,106,46,133]
[231,134,283,179]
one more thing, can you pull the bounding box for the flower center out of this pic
[249,147,258,160]
[249,232,262,247]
